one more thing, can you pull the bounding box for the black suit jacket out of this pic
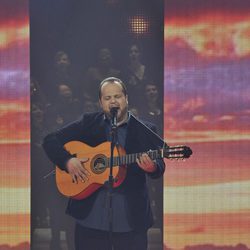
[43,112,165,230]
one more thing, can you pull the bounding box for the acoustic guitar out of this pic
[56,141,192,200]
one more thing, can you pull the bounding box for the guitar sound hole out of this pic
[91,155,106,174]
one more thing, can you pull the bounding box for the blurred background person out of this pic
[44,51,80,102]
[122,44,150,109]
[83,47,120,104]
[140,82,163,135]
[31,77,50,110]
[46,84,82,131]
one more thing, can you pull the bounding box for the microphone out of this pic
[110,107,119,115]
[110,107,119,128]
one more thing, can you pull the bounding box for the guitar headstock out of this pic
[163,145,192,160]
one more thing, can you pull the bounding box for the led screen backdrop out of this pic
[1,0,250,250]
[0,0,30,249]
[164,0,250,249]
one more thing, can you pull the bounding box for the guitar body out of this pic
[55,140,192,200]
[56,141,127,200]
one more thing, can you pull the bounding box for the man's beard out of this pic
[106,107,128,124]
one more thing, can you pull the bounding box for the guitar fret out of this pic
[149,151,152,159]
[131,154,134,163]
[130,154,133,164]
[152,150,156,160]
[156,151,160,159]
[148,151,151,157]
[153,151,156,160]
[137,152,140,159]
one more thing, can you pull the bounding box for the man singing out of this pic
[43,77,165,250]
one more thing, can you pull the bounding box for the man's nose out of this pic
[110,97,117,103]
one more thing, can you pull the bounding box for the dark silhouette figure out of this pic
[44,51,80,102]
[141,82,163,135]
[122,44,150,109]
[83,48,120,103]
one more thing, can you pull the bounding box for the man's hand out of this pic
[66,157,90,183]
[136,153,157,173]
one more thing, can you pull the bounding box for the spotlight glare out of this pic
[129,15,150,36]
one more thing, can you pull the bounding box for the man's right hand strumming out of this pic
[66,157,90,183]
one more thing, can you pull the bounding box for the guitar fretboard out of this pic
[106,149,161,166]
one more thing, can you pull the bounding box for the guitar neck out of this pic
[107,149,161,167]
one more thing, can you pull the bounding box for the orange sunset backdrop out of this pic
[1,0,250,249]
[164,0,250,249]
[0,0,30,248]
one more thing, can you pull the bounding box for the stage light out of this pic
[128,14,151,36]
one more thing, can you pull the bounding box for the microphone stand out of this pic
[107,107,118,249]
